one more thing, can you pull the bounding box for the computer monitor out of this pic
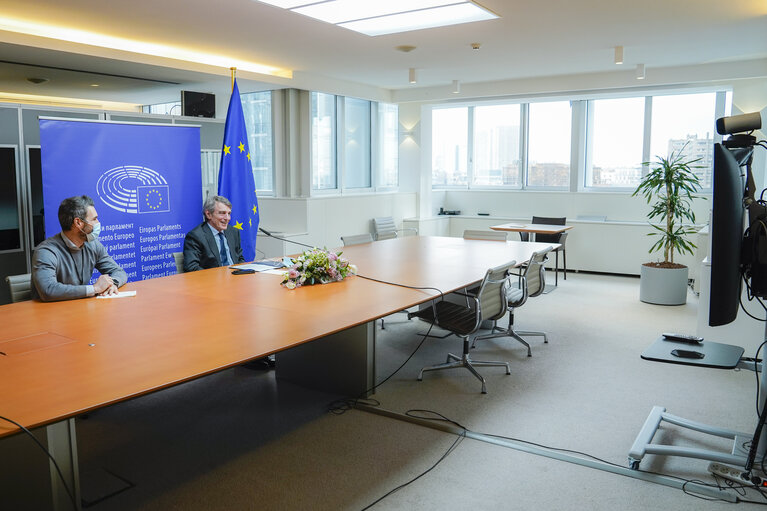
[708,143,753,327]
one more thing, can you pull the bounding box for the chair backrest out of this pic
[173,252,185,274]
[6,273,32,303]
[373,217,398,240]
[463,230,507,242]
[531,216,566,244]
[341,233,374,246]
[476,260,517,323]
[524,247,552,298]
[507,247,551,308]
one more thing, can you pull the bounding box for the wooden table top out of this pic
[0,236,552,437]
[490,223,574,234]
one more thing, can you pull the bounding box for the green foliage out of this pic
[631,144,702,264]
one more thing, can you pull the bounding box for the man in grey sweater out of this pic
[32,195,127,302]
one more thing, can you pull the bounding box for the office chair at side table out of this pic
[341,233,374,246]
[372,217,417,241]
[173,252,185,274]
[519,216,568,284]
[418,259,517,394]
[472,247,552,357]
[5,273,32,303]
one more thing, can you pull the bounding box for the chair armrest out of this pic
[396,227,419,236]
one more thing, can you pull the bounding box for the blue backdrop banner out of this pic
[39,118,202,282]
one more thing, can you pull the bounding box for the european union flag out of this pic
[137,185,171,213]
[218,79,259,261]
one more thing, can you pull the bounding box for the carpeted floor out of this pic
[73,272,767,510]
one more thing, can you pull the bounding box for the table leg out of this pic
[0,418,81,510]
[276,321,376,397]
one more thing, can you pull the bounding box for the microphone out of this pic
[258,227,315,250]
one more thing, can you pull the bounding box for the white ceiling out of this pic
[0,0,765,106]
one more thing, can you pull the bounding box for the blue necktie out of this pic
[218,231,229,266]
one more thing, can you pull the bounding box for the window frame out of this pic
[429,87,731,194]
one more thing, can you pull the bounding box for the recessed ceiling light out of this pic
[256,0,499,36]
[90,83,100,87]
[395,45,417,53]
[26,77,49,84]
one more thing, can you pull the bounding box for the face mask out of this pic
[80,220,101,242]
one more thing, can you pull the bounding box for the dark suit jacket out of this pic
[183,222,245,272]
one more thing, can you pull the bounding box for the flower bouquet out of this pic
[281,247,357,289]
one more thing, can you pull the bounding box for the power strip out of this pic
[708,462,764,487]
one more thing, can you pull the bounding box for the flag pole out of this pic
[230,67,236,92]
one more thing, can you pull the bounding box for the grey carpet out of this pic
[75,273,765,510]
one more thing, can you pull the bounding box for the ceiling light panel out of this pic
[257,0,318,8]
[255,0,499,36]
[293,0,458,24]
[338,3,497,36]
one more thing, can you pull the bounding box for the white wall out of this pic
[258,192,417,251]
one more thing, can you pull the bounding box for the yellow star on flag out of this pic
[223,145,231,155]
[249,218,252,227]
[247,152,251,161]
[233,221,244,230]
[252,205,257,215]
[238,142,245,153]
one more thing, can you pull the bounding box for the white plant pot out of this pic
[639,264,689,305]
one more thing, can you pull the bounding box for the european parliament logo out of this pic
[96,165,171,214]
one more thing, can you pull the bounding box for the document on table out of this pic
[96,290,137,299]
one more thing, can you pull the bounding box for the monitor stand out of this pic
[628,324,767,473]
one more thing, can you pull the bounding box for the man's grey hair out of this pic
[203,195,232,217]
[58,195,95,231]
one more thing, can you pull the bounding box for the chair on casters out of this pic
[5,273,32,303]
[418,260,516,394]
[172,252,185,274]
[372,217,417,241]
[341,233,374,246]
[519,216,567,284]
[472,247,552,357]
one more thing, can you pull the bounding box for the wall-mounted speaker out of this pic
[181,91,215,118]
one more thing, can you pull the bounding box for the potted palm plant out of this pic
[632,145,702,305]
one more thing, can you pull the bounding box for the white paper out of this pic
[96,290,137,299]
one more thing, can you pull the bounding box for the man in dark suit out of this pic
[183,195,245,272]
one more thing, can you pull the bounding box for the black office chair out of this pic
[417,260,516,394]
[472,247,552,357]
[519,216,567,284]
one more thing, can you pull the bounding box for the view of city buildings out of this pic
[591,133,713,188]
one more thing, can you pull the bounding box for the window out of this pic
[311,92,337,190]
[141,101,181,115]
[344,97,371,189]
[649,93,716,189]
[241,91,274,192]
[432,107,468,186]
[527,101,571,188]
[312,93,398,193]
[586,97,645,188]
[379,103,399,188]
[473,104,521,186]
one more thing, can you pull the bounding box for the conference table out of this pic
[490,222,573,290]
[0,236,554,510]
